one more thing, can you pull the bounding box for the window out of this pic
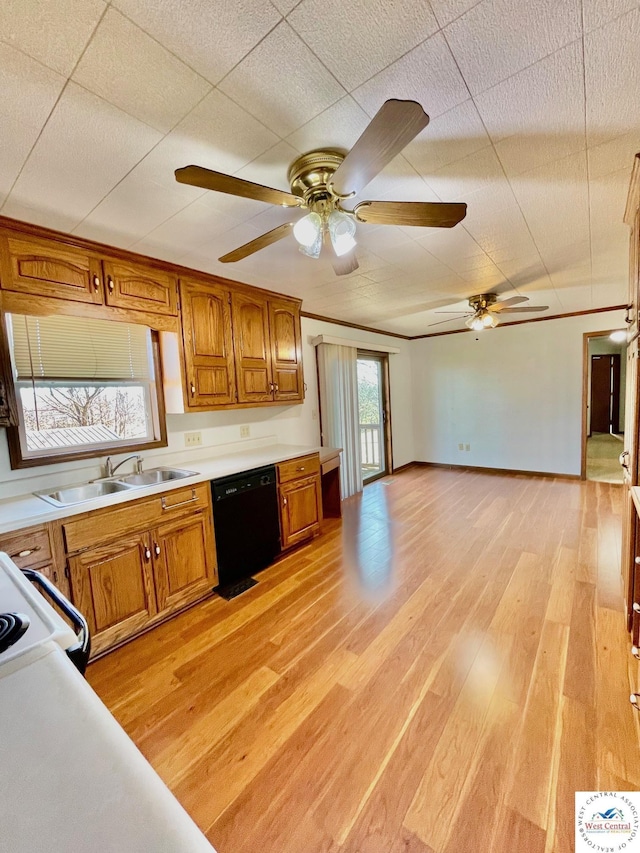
[5,313,166,466]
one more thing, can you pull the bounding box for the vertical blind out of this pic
[316,342,363,500]
[9,314,152,382]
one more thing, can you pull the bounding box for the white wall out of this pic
[0,316,412,500]
[411,310,627,477]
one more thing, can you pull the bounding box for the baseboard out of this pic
[398,460,582,481]
[391,461,418,475]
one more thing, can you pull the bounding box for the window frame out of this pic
[2,314,168,469]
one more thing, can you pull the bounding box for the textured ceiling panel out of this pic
[444,0,581,95]
[352,31,469,121]
[0,0,105,76]
[112,0,282,85]
[2,82,161,232]
[585,8,640,146]
[0,0,637,335]
[474,41,585,178]
[72,8,211,133]
[0,43,65,205]
[288,0,438,90]
[218,21,346,136]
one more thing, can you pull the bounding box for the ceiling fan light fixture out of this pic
[466,309,497,331]
[299,229,322,259]
[328,210,357,257]
[293,211,322,247]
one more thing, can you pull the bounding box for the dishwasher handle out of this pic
[22,569,91,675]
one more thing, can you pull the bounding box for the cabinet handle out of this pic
[636,557,640,565]
[10,546,41,559]
[283,497,287,506]
[107,276,115,292]
[633,603,640,614]
[297,466,305,472]
[144,546,151,561]
[269,382,274,392]
[154,542,161,557]
[92,274,100,291]
[274,383,279,392]
[53,570,58,583]
[632,646,640,660]
[631,694,640,710]
[190,381,196,396]
[161,489,197,510]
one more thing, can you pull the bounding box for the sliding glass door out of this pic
[357,353,390,483]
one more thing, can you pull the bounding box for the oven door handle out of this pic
[22,569,91,675]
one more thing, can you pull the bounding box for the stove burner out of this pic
[0,612,30,653]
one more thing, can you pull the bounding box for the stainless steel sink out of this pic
[115,467,197,487]
[35,467,199,507]
[36,480,134,507]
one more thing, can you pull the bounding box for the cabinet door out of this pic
[68,535,157,655]
[269,299,304,402]
[152,512,217,613]
[102,259,178,316]
[232,291,274,403]
[181,279,236,407]
[0,233,103,304]
[279,475,322,549]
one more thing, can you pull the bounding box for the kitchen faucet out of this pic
[104,454,144,478]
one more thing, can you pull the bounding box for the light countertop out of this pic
[0,642,217,853]
[0,444,341,536]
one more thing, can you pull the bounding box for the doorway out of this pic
[582,330,626,483]
[357,352,391,483]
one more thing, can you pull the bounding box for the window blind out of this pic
[9,314,152,382]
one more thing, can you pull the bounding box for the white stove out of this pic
[0,552,79,669]
[0,552,216,853]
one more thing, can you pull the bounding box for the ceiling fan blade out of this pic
[175,165,302,208]
[428,316,468,327]
[219,222,294,263]
[491,296,529,311]
[495,305,549,313]
[353,200,467,228]
[330,99,430,197]
[331,249,359,276]
[433,310,473,315]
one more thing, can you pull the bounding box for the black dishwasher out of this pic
[211,465,280,596]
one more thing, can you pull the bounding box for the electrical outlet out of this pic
[458,443,464,451]
[240,425,250,439]
[184,431,202,447]
[465,443,470,451]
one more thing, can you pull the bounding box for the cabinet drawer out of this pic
[0,526,52,568]
[277,454,320,484]
[63,483,211,553]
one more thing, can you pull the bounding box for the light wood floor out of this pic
[88,466,640,853]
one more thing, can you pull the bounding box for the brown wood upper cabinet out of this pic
[0,232,104,305]
[232,292,303,405]
[103,259,178,316]
[180,278,236,407]
[0,230,178,317]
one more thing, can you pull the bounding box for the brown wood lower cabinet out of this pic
[68,535,157,654]
[62,484,218,657]
[153,512,216,613]
[277,454,323,550]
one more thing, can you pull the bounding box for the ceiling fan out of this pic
[175,99,467,277]
[430,293,550,330]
